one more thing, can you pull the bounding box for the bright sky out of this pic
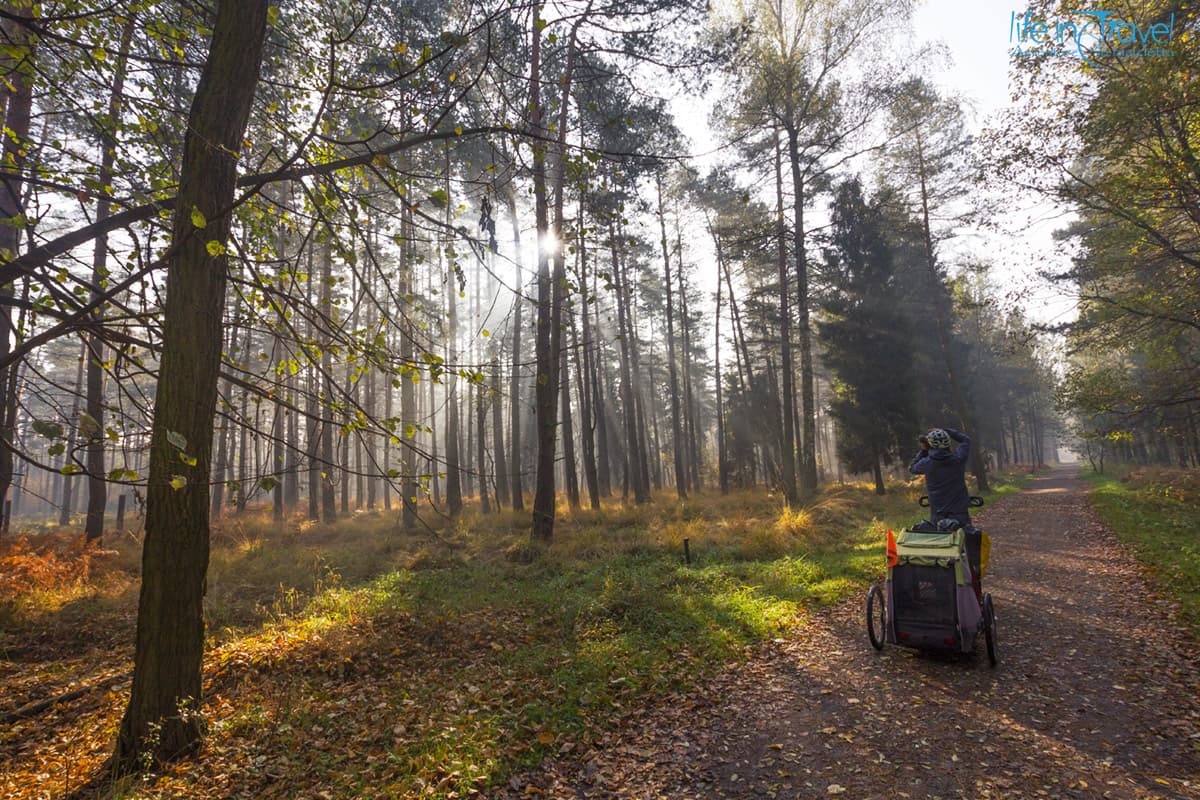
[913,0,1078,332]
[671,0,1079,336]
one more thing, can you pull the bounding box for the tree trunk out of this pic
[306,317,321,518]
[319,240,336,523]
[0,16,33,518]
[784,126,817,498]
[531,5,568,541]
[113,0,268,774]
[490,357,508,509]
[476,372,491,513]
[611,220,649,503]
[723,254,753,391]
[591,259,612,497]
[210,376,232,520]
[507,194,525,512]
[80,16,136,540]
[340,402,350,515]
[235,322,252,514]
[59,344,86,526]
[560,319,580,510]
[713,227,728,494]
[400,201,418,530]
[284,365,299,511]
[572,301,600,510]
[271,394,284,521]
[444,151,463,516]
[656,176,687,499]
[676,234,702,493]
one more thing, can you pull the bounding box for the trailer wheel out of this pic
[866,584,886,651]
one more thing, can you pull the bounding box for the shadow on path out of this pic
[499,468,1200,799]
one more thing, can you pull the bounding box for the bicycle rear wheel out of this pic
[983,593,997,667]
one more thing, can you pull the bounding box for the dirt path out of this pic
[498,468,1200,799]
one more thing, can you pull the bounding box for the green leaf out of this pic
[190,206,207,229]
[260,476,278,491]
[48,443,65,456]
[206,240,226,256]
[166,430,188,451]
[429,188,449,207]
[33,419,65,440]
[79,412,101,438]
[61,464,82,475]
[169,475,187,490]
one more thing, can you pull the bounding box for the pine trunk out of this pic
[507,194,525,512]
[491,357,509,508]
[657,176,686,499]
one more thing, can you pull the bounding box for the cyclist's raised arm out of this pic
[946,429,971,464]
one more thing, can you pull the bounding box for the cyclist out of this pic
[910,428,982,599]
[909,427,972,528]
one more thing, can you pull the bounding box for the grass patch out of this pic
[1,471,1030,800]
[1084,467,1200,636]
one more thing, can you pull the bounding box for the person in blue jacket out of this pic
[910,427,983,598]
[909,427,972,528]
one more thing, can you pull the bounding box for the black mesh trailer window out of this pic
[892,563,958,627]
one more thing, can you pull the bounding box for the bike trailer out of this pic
[886,528,982,653]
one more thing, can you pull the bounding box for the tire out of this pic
[983,593,997,667]
[866,584,886,651]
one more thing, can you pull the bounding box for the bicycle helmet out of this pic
[925,428,952,449]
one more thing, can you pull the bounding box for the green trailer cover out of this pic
[892,529,969,586]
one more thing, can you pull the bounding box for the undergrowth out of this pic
[1084,466,1200,636]
[0,472,1030,800]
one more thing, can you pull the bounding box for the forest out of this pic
[1,1,1197,798]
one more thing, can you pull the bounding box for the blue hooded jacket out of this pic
[909,428,971,517]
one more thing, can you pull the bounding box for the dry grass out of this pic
[0,472,1039,800]
[0,471,997,633]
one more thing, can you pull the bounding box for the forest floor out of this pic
[494,467,1200,799]
[2,468,1198,799]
